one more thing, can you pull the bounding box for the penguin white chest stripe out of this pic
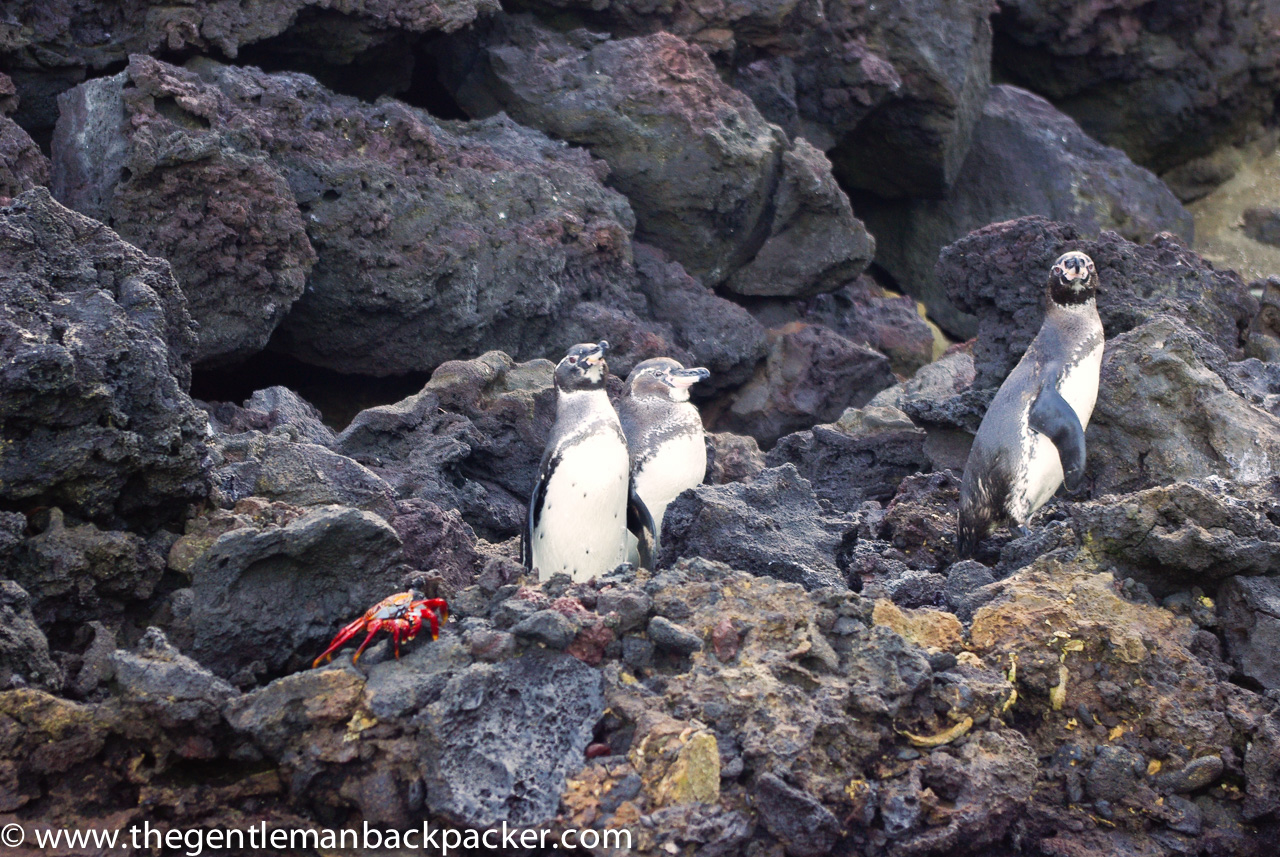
[633,431,707,533]
[1015,340,1103,519]
[533,431,629,580]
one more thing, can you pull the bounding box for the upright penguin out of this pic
[524,341,656,582]
[957,251,1104,557]
[620,358,710,543]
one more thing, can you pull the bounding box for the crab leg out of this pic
[350,624,384,665]
[312,616,375,668]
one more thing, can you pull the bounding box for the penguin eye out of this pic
[1052,264,1065,278]
[568,356,578,364]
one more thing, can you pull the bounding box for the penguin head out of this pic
[1049,251,1097,306]
[625,357,710,403]
[555,341,609,391]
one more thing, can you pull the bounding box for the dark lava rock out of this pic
[828,0,993,198]
[0,581,62,691]
[754,773,841,857]
[419,650,604,827]
[1087,316,1280,496]
[449,17,873,295]
[205,385,337,448]
[511,609,577,650]
[941,217,1258,388]
[1243,206,1280,248]
[208,431,397,518]
[1087,745,1143,803]
[629,243,769,390]
[864,85,1193,337]
[717,323,895,447]
[706,432,767,486]
[7,508,166,636]
[51,55,647,376]
[767,406,928,508]
[0,0,499,144]
[647,616,703,655]
[659,466,849,591]
[0,113,49,198]
[1218,576,1280,691]
[724,137,875,298]
[177,504,406,678]
[1071,481,1280,594]
[110,628,236,732]
[943,560,996,620]
[880,471,964,571]
[0,187,207,526]
[336,351,555,538]
[53,65,316,367]
[386,499,483,592]
[993,0,1280,171]
[748,275,937,377]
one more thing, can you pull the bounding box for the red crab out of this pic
[313,590,449,668]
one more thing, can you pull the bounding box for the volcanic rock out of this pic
[175,504,406,679]
[1218,576,1280,691]
[767,406,929,507]
[864,85,1193,336]
[1087,316,1280,496]
[0,581,62,692]
[716,323,895,446]
[0,113,48,198]
[993,0,1280,171]
[448,17,873,294]
[336,351,555,538]
[659,465,849,591]
[50,55,648,375]
[0,187,207,526]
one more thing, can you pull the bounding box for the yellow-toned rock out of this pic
[628,712,720,808]
[872,598,963,652]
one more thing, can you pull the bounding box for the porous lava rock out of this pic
[50,55,650,375]
[1218,575,1280,691]
[659,465,850,590]
[172,503,406,680]
[941,217,1257,388]
[1070,480,1280,594]
[767,406,928,508]
[53,66,316,366]
[747,275,938,377]
[0,113,48,198]
[716,323,895,446]
[993,0,1280,171]
[0,187,207,527]
[0,0,500,142]
[0,581,62,692]
[448,17,873,295]
[864,85,1193,337]
[336,351,556,539]
[1087,316,1280,496]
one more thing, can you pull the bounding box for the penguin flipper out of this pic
[1029,385,1086,491]
[627,484,657,571]
[524,452,558,572]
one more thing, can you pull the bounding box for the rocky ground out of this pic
[2,1,1280,855]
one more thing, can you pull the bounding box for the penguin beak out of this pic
[584,341,608,366]
[667,367,710,389]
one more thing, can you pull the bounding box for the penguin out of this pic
[523,341,657,582]
[620,358,711,549]
[957,251,1104,558]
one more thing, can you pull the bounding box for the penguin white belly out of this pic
[633,432,707,537]
[1058,342,1104,427]
[1017,342,1104,521]
[533,433,629,582]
